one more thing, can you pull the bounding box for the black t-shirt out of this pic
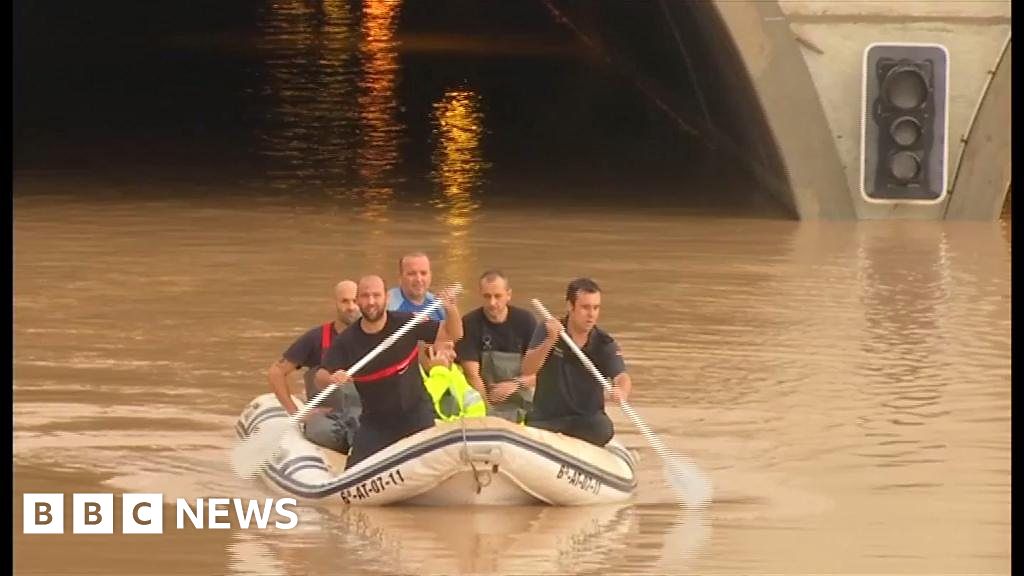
[321,312,440,425]
[282,323,338,369]
[529,321,626,418]
[282,322,341,401]
[456,305,537,363]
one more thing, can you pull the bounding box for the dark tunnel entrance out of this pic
[14,0,794,217]
[395,0,794,217]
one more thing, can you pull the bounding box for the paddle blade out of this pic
[664,456,714,509]
[230,418,293,480]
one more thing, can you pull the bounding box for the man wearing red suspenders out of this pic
[268,280,362,453]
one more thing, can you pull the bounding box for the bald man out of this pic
[268,280,362,454]
[316,275,463,468]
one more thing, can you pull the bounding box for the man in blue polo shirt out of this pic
[520,278,633,446]
[387,252,446,322]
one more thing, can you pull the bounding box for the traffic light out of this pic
[861,43,949,203]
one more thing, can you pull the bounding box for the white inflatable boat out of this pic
[235,393,638,506]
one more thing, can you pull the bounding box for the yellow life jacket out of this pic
[422,364,487,421]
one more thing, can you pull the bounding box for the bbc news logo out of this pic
[22,493,298,534]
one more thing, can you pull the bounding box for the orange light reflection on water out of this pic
[355,0,403,224]
[431,89,489,281]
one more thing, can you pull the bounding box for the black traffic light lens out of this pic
[883,66,928,110]
[864,45,948,201]
[890,116,922,146]
[889,151,921,181]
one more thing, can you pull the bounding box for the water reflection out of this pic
[430,88,487,281]
[227,504,649,575]
[355,0,403,222]
[854,223,952,478]
[257,0,359,191]
[256,0,403,222]
[430,89,487,223]
[227,506,341,576]
[651,508,712,573]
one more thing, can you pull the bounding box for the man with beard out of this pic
[521,278,632,446]
[268,280,362,453]
[456,270,537,422]
[316,275,463,468]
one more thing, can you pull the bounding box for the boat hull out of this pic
[235,393,638,506]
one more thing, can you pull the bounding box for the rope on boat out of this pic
[459,416,485,494]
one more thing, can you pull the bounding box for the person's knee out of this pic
[344,437,369,470]
[344,422,399,470]
[578,413,614,446]
[595,412,615,445]
[524,416,560,433]
[303,414,353,454]
[344,427,372,470]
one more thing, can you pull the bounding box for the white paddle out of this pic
[230,283,462,479]
[530,298,713,509]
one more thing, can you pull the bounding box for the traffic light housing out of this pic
[861,43,949,203]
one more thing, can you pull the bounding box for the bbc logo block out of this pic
[22,493,298,534]
[122,493,164,534]
[73,493,114,534]
[23,493,64,534]
[24,493,163,534]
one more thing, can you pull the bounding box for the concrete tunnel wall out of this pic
[703,0,1011,220]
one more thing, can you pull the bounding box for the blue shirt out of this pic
[387,287,446,321]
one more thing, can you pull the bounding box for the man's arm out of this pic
[602,338,631,403]
[434,294,463,343]
[268,358,300,414]
[608,372,632,403]
[314,366,334,390]
[317,341,350,390]
[454,315,487,401]
[521,318,562,377]
[459,360,489,401]
[488,373,537,403]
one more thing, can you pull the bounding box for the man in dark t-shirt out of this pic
[456,270,537,422]
[268,280,362,453]
[316,275,463,469]
[521,278,632,446]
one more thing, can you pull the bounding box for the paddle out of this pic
[530,298,713,509]
[230,283,462,479]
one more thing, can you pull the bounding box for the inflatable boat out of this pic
[235,393,638,506]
